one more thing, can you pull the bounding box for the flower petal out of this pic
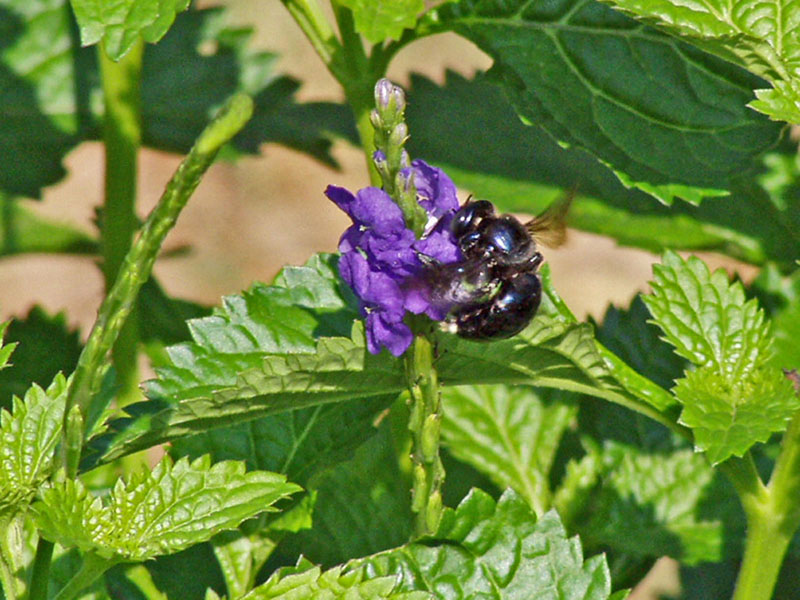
[411,159,459,217]
[366,311,413,356]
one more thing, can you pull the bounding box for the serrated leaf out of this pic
[32,455,301,561]
[644,252,800,462]
[644,251,772,379]
[432,0,781,205]
[0,374,66,516]
[675,366,798,464]
[339,0,424,43]
[0,307,82,409]
[569,442,743,564]
[440,385,577,515]
[70,0,190,60]
[597,0,800,123]
[138,277,211,349]
[406,72,797,267]
[244,557,429,600]
[352,488,619,599]
[92,254,671,462]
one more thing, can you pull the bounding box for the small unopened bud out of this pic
[369,108,382,130]
[374,78,394,110]
[399,149,410,169]
[421,414,441,463]
[389,122,408,147]
[396,167,414,193]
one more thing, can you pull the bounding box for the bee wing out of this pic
[525,189,574,249]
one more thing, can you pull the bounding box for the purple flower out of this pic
[326,160,461,356]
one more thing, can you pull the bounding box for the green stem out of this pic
[98,39,144,408]
[280,0,340,73]
[731,411,800,600]
[60,93,254,472]
[51,553,116,600]
[27,537,54,600]
[405,333,444,537]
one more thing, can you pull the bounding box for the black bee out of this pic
[422,194,571,340]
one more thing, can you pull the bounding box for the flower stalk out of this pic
[405,332,444,536]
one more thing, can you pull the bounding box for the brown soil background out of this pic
[0,1,758,596]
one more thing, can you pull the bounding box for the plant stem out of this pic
[280,0,340,72]
[98,39,144,408]
[51,553,116,600]
[405,333,445,537]
[27,537,54,600]
[731,411,800,600]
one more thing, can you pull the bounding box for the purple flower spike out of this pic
[326,160,462,356]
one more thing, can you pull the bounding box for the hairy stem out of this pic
[59,92,254,474]
[406,333,445,537]
[98,39,144,408]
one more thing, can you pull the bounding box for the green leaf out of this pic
[0,307,82,409]
[406,72,795,267]
[596,0,800,123]
[0,373,66,516]
[243,557,429,600]
[644,251,772,378]
[70,0,190,60]
[339,0,425,43]
[0,0,88,198]
[644,252,800,462]
[567,442,743,565]
[32,455,301,561]
[143,8,354,165]
[440,385,577,515]
[594,296,686,391]
[431,0,782,204]
[138,277,211,349]
[276,426,413,568]
[353,488,620,599]
[0,2,349,199]
[92,254,671,462]
[0,199,97,256]
[674,366,798,464]
[170,396,393,487]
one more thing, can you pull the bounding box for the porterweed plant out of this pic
[0,1,798,599]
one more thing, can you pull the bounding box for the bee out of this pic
[421,193,571,340]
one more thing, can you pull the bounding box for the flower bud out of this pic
[369,108,382,130]
[374,78,394,110]
[389,122,408,147]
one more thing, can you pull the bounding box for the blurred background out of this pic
[0,1,761,596]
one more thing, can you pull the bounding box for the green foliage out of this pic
[339,0,425,43]
[70,0,190,60]
[353,488,621,599]
[431,0,781,205]
[93,255,670,462]
[644,252,800,462]
[0,308,82,409]
[32,455,301,562]
[276,426,413,568]
[565,441,742,565]
[0,373,66,517]
[406,72,795,267]
[597,0,800,123]
[439,385,577,514]
[242,557,430,600]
